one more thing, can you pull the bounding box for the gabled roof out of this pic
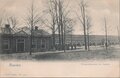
[33,29,50,36]
[0,25,51,37]
[14,30,28,36]
[15,26,50,37]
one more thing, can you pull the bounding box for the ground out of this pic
[0,45,120,61]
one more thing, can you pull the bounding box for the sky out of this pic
[0,0,119,36]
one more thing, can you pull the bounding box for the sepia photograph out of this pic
[0,0,120,77]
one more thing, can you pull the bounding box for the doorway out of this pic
[16,39,25,52]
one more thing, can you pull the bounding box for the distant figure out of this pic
[73,44,77,49]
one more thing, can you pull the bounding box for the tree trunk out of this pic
[52,30,55,50]
[58,24,61,50]
[87,34,90,51]
[104,18,108,50]
[83,7,87,50]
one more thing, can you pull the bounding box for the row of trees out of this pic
[76,0,92,51]
[40,0,76,52]
[26,0,96,53]
[25,0,75,54]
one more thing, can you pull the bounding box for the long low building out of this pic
[0,24,52,53]
[55,34,119,46]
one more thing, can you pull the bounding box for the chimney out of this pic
[5,24,10,28]
[35,26,38,30]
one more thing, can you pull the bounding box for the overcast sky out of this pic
[0,0,119,36]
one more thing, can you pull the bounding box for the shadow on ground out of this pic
[32,49,120,61]
[0,48,120,61]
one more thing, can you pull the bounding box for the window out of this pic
[37,39,41,48]
[17,39,24,43]
[36,39,46,49]
[3,40,10,50]
[16,39,25,52]
[32,39,37,49]
[41,39,46,49]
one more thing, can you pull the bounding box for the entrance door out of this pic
[41,39,46,51]
[16,39,25,52]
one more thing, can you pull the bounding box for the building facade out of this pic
[0,24,52,53]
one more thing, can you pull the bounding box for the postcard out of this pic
[0,0,120,77]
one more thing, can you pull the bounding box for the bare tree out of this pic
[0,16,3,27]
[42,0,58,50]
[0,10,18,29]
[63,17,75,50]
[0,10,6,27]
[44,0,71,51]
[58,0,72,51]
[86,16,92,51]
[104,17,108,50]
[77,0,88,50]
[0,13,3,27]
[7,16,18,29]
[25,0,41,55]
